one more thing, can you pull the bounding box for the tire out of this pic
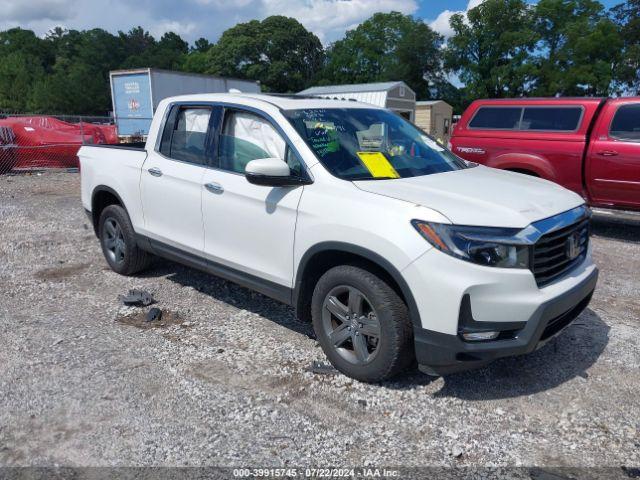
[311,265,414,382]
[98,204,152,275]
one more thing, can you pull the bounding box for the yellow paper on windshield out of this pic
[356,151,400,179]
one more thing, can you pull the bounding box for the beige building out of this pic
[415,100,454,142]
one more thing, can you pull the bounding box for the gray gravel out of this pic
[0,172,638,470]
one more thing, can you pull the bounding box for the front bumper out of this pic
[414,265,598,375]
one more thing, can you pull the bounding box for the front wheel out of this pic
[311,265,414,382]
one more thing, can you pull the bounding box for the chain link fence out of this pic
[0,114,151,174]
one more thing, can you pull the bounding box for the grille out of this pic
[533,219,589,287]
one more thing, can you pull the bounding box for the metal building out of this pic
[109,68,260,137]
[414,100,454,142]
[298,81,416,121]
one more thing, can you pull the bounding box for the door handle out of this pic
[597,150,619,157]
[148,167,163,177]
[204,182,224,194]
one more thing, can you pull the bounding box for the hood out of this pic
[353,166,585,228]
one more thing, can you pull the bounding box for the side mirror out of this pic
[245,158,310,187]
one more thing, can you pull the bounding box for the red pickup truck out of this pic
[450,97,640,211]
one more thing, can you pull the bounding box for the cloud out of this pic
[194,0,255,6]
[0,0,77,22]
[149,20,199,40]
[429,0,484,38]
[0,0,419,45]
[261,0,419,42]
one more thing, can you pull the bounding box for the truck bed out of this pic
[79,143,148,231]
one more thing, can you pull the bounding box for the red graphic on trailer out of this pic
[128,98,140,112]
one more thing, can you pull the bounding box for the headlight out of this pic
[411,220,530,268]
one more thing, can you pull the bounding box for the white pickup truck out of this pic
[80,93,598,382]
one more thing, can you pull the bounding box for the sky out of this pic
[0,0,623,45]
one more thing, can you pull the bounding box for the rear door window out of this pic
[610,104,640,141]
[520,107,582,131]
[469,107,522,129]
[159,106,212,164]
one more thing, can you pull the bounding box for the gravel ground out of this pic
[0,172,638,473]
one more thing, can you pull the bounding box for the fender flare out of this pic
[293,241,422,328]
[90,185,128,232]
[488,153,557,180]
[91,185,126,208]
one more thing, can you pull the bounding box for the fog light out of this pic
[462,331,500,341]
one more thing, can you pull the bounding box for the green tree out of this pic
[612,0,640,93]
[76,28,126,71]
[152,32,189,69]
[28,61,110,114]
[205,16,324,92]
[119,27,156,59]
[181,51,209,73]
[0,28,51,111]
[26,28,126,113]
[0,28,53,65]
[0,25,193,114]
[430,80,470,114]
[0,52,45,111]
[118,26,156,68]
[532,0,623,96]
[192,38,212,53]
[322,12,443,98]
[445,0,538,99]
[118,28,189,71]
[184,38,213,72]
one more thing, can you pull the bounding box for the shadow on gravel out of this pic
[428,308,609,400]
[140,260,315,339]
[138,258,609,400]
[374,309,610,398]
[591,213,640,243]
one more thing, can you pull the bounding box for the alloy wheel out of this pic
[103,217,126,265]
[322,285,381,365]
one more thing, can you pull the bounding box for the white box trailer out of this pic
[109,68,260,137]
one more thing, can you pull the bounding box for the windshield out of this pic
[283,108,466,180]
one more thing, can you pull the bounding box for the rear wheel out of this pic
[311,265,414,382]
[98,204,152,275]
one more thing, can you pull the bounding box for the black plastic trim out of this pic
[245,173,313,187]
[293,242,422,327]
[91,185,126,209]
[86,143,146,151]
[135,234,293,305]
[90,185,128,234]
[414,265,598,375]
